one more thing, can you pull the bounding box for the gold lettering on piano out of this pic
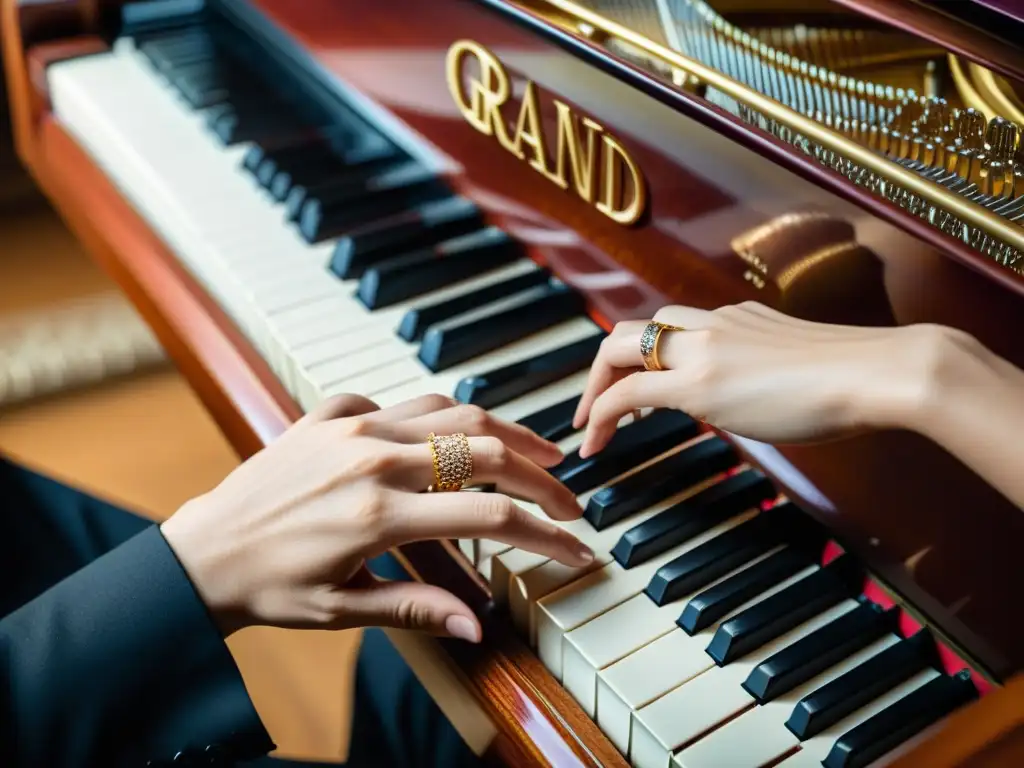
[445,39,646,225]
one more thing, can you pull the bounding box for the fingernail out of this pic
[445,615,480,643]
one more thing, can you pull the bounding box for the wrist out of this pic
[856,324,999,437]
[161,495,250,637]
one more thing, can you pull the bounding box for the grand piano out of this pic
[5,0,1024,764]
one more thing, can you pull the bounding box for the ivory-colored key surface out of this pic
[768,669,941,768]
[672,635,898,767]
[511,433,721,639]
[629,599,860,768]
[536,507,761,679]
[560,540,807,717]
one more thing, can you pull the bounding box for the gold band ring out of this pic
[426,432,474,492]
[640,321,685,371]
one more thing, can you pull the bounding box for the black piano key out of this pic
[399,266,549,343]
[139,32,219,73]
[335,196,485,282]
[705,554,864,666]
[418,282,586,373]
[135,22,224,58]
[821,670,978,768]
[742,603,899,704]
[621,470,779,572]
[207,101,309,145]
[678,546,816,635]
[586,435,739,531]
[553,410,699,495]
[785,629,939,740]
[516,396,580,443]
[298,163,450,242]
[453,333,603,410]
[356,228,520,310]
[286,158,414,220]
[270,140,397,201]
[167,58,251,109]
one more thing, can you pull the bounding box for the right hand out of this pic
[161,393,590,642]
[573,301,952,456]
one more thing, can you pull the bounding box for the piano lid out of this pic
[515,0,1024,283]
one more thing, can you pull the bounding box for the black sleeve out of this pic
[0,526,276,767]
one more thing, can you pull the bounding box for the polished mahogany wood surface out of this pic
[217,0,1024,680]
[6,0,1024,764]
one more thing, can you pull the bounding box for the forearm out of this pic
[869,328,1024,511]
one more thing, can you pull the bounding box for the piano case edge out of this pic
[2,12,629,767]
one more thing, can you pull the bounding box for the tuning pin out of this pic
[943,137,964,173]
[956,108,988,150]
[920,98,949,140]
[986,117,1018,161]
[984,161,1014,198]
[1013,143,1024,198]
[954,148,986,185]
[866,124,880,151]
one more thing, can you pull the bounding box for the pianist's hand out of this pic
[574,301,960,455]
[161,393,589,641]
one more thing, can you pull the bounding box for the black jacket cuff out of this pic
[1,525,275,767]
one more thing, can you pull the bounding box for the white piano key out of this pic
[53,50,604,427]
[592,562,824,757]
[507,429,711,638]
[562,559,817,719]
[771,669,940,768]
[630,599,860,768]
[535,505,761,679]
[672,635,898,768]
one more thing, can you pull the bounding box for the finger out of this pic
[580,372,683,457]
[389,437,582,521]
[386,491,594,566]
[378,404,563,467]
[359,393,459,424]
[652,305,715,329]
[324,580,482,642]
[294,393,379,429]
[573,320,648,429]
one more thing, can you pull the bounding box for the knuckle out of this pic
[653,305,683,324]
[358,486,390,527]
[327,393,376,417]
[348,441,398,476]
[680,329,719,384]
[477,436,509,467]
[340,417,371,437]
[457,404,490,431]
[480,495,520,528]
[418,393,458,412]
[394,599,434,630]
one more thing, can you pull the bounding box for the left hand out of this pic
[573,301,947,456]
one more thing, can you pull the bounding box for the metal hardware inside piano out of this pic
[7,0,1024,765]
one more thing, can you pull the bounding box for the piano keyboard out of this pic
[46,9,982,766]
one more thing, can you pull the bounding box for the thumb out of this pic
[333,580,482,643]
